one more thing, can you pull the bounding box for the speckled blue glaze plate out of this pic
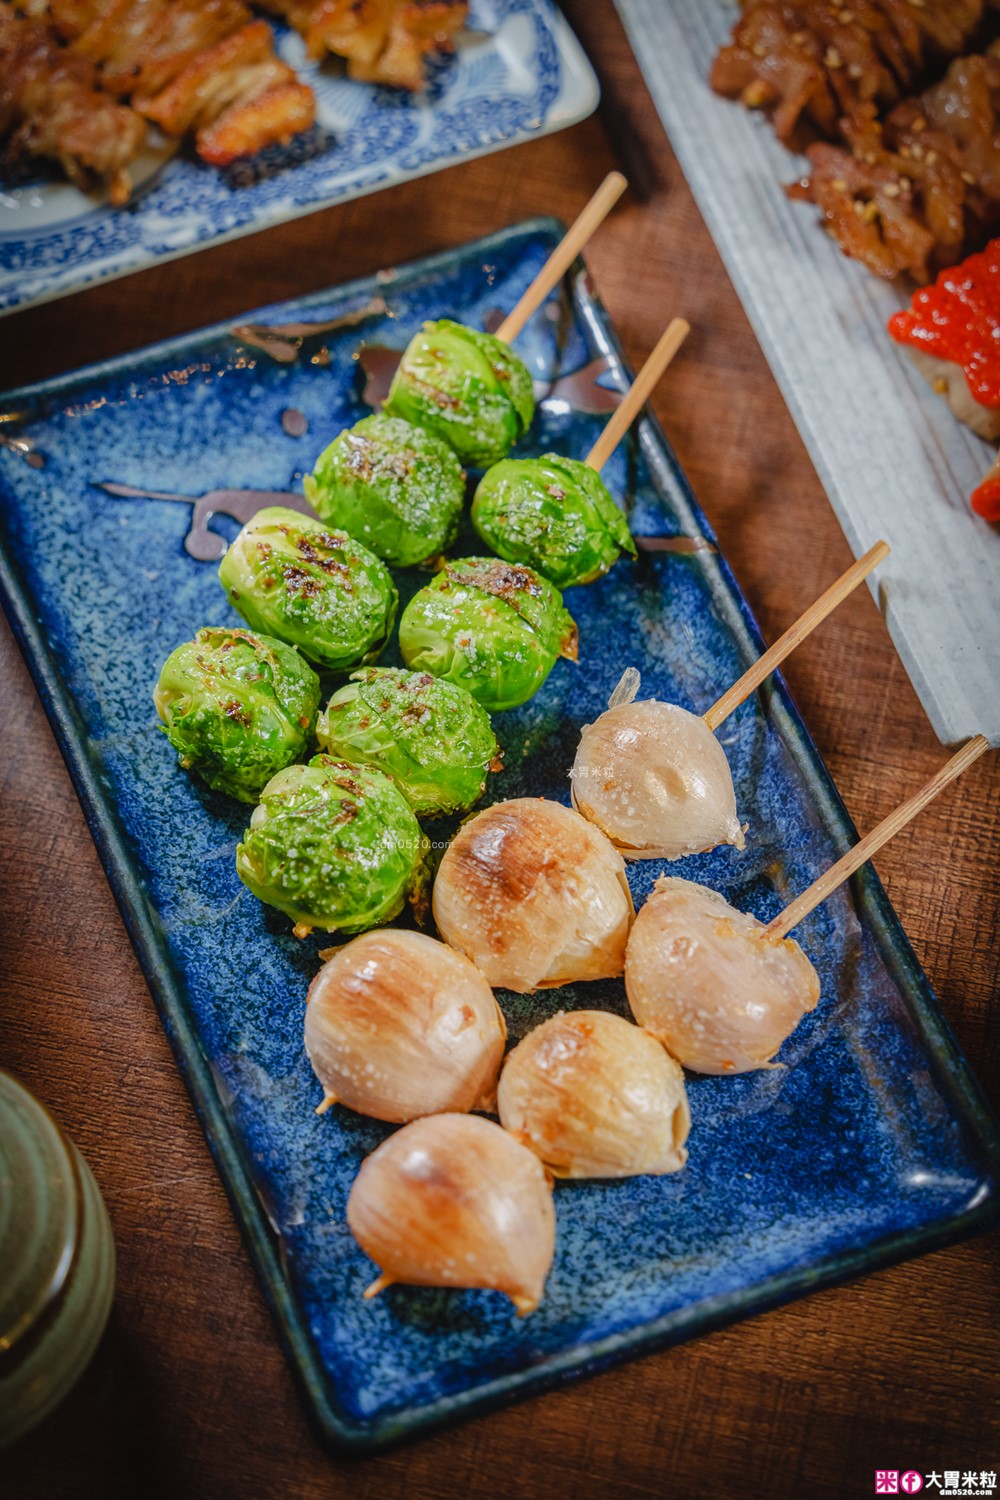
[0,0,597,318]
[1,221,998,1454]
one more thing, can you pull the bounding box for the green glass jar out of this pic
[0,1071,115,1448]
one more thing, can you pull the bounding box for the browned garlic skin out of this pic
[432,797,635,993]
[346,1113,556,1315]
[305,930,506,1123]
[624,877,820,1075]
[497,1010,690,1179]
[570,699,745,860]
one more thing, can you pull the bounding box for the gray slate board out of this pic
[615,0,999,745]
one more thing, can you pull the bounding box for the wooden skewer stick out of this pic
[583,317,691,472]
[495,172,627,346]
[703,540,890,733]
[766,735,990,941]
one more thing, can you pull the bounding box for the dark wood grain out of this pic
[1,3,998,1495]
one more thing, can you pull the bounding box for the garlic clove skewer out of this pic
[432,797,634,993]
[346,1114,556,1315]
[624,876,820,1074]
[498,1010,690,1178]
[570,697,744,861]
[305,930,506,1123]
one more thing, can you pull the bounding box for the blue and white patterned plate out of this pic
[0,222,997,1452]
[0,0,597,318]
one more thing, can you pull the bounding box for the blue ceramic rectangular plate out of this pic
[1,221,998,1453]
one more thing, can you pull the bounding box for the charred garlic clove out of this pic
[625,876,820,1075]
[432,797,634,993]
[346,1113,556,1315]
[497,1010,690,1179]
[305,930,506,1123]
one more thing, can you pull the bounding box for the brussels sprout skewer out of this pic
[235,755,427,937]
[219,506,397,673]
[384,173,627,467]
[472,317,690,588]
[399,557,577,713]
[316,666,502,818]
[571,542,891,861]
[153,626,321,802]
[305,414,465,568]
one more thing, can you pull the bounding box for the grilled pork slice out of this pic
[65,0,251,97]
[0,3,146,203]
[138,19,314,164]
[349,1,466,90]
[794,43,1000,282]
[711,0,989,148]
[13,0,316,165]
[263,0,467,91]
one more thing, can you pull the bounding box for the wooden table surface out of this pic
[2,5,998,1496]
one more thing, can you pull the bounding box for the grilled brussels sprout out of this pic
[471,454,637,588]
[218,507,397,673]
[153,627,320,802]
[317,667,502,818]
[398,557,578,712]
[235,756,427,935]
[383,319,535,468]
[304,414,465,568]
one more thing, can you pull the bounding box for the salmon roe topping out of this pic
[888,239,1000,410]
[971,458,1000,524]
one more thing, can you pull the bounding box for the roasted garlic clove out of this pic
[625,876,820,1074]
[570,698,745,860]
[432,797,634,993]
[305,929,506,1123]
[346,1114,556,1315]
[498,1009,690,1178]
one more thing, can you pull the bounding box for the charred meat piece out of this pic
[262,0,467,91]
[13,0,316,165]
[0,3,146,202]
[794,43,1000,281]
[65,0,251,98]
[710,0,989,148]
[136,19,315,165]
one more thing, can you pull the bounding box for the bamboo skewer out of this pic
[583,318,691,472]
[765,735,990,941]
[495,172,628,345]
[703,540,890,733]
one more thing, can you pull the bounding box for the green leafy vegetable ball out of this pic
[398,557,578,713]
[153,627,321,803]
[471,454,637,588]
[304,413,465,568]
[235,756,427,936]
[383,319,535,468]
[317,667,502,818]
[218,507,397,673]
